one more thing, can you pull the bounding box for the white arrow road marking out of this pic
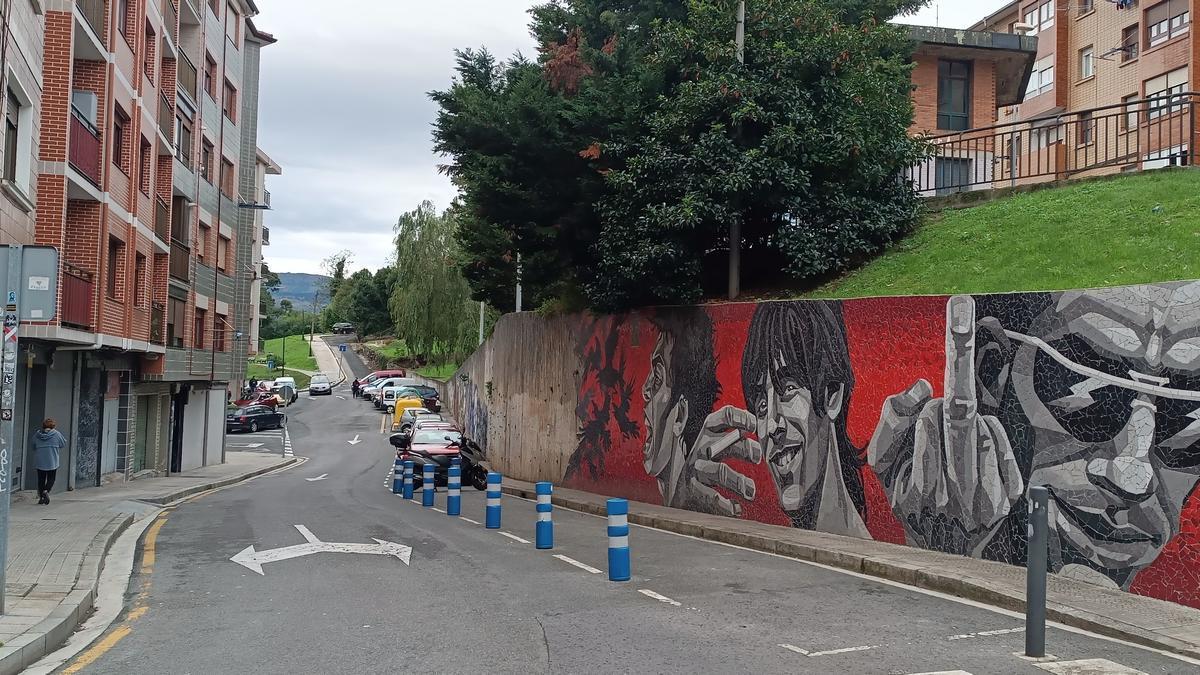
[229,524,412,575]
[336,395,346,400]
[305,474,329,482]
[228,443,265,449]
[779,644,810,656]
[347,434,362,445]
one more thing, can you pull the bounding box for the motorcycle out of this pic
[456,438,489,491]
[389,433,488,491]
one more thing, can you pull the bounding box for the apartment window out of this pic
[219,157,235,198]
[134,254,147,307]
[1023,1,1055,35]
[1121,25,1140,61]
[198,222,211,263]
[227,2,242,47]
[936,60,971,131]
[1078,0,1094,14]
[208,0,220,16]
[2,91,16,182]
[217,234,230,271]
[1026,56,1055,98]
[176,114,193,166]
[222,79,237,122]
[112,106,129,172]
[139,137,152,194]
[1147,66,1188,119]
[1079,46,1094,80]
[194,307,206,349]
[107,237,124,301]
[143,22,156,82]
[1033,124,1062,149]
[1122,93,1140,130]
[1077,111,1095,145]
[204,53,217,99]
[117,0,130,37]
[167,297,187,347]
[214,314,226,352]
[1148,0,1190,47]
[201,139,214,181]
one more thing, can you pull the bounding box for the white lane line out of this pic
[806,645,879,657]
[948,627,1023,641]
[460,517,481,525]
[500,532,530,544]
[907,671,974,675]
[638,589,681,607]
[294,524,321,543]
[1035,659,1147,675]
[432,507,446,513]
[552,554,602,575]
[779,644,810,656]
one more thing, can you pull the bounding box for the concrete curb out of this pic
[500,483,1200,661]
[0,457,298,674]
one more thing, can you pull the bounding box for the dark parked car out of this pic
[226,405,286,433]
[408,385,441,412]
[332,322,356,334]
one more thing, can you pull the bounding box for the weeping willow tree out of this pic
[390,201,494,364]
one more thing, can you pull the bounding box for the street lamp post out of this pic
[729,1,746,301]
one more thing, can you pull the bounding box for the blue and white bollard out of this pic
[391,457,404,494]
[422,464,435,507]
[535,482,554,550]
[485,472,502,529]
[402,460,414,500]
[607,498,631,582]
[447,465,462,516]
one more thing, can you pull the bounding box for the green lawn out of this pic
[805,169,1200,299]
[368,339,411,363]
[416,363,457,381]
[255,334,319,372]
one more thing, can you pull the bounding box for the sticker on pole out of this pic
[5,292,14,304]
[1,410,11,421]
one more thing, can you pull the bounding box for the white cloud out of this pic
[897,0,1014,29]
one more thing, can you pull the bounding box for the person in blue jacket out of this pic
[32,418,66,505]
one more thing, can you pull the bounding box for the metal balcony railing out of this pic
[158,94,174,144]
[910,92,1198,196]
[263,188,271,207]
[62,263,95,330]
[155,197,170,243]
[261,225,269,245]
[150,301,165,345]
[177,51,198,101]
[78,0,105,39]
[69,106,102,185]
[169,242,190,281]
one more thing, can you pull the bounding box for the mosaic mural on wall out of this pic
[563,281,1200,608]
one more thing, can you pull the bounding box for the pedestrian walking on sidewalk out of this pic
[32,418,66,505]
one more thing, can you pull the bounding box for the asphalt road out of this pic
[69,336,1198,674]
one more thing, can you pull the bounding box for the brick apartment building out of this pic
[912,0,1199,194]
[0,0,276,495]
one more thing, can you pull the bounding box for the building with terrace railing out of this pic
[0,0,273,495]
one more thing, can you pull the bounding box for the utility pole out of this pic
[515,252,523,313]
[478,301,485,346]
[729,0,746,300]
[309,291,318,355]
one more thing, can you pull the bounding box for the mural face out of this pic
[561,281,1200,607]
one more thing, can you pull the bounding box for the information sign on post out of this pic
[0,245,60,614]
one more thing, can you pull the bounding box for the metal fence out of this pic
[910,92,1197,197]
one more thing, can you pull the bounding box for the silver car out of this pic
[309,374,332,396]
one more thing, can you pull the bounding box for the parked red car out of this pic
[352,369,408,398]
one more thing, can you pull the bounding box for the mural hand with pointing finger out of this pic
[868,294,1024,556]
[642,309,758,517]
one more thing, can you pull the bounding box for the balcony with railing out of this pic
[177,51,198,102]
[150,301,165,345]
[910,92,1198,197]
[169,242,190,282]
[69,106,102,186]
[261,225,270,246]
[155,197,170,242]
[62,264,95,330]
[158,94,174,144]
[161,0,178,39]
[78,0,105,39]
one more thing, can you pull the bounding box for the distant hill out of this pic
[274,273,332,309]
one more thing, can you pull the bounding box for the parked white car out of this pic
[309,374,332,396]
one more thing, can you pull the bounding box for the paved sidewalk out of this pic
[0,452,297,674]
[501,478,1200,660]
[311,335,347,385]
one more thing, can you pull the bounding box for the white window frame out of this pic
[1147,67,1188,120]
[1026,56,1056,98]
[2,68,35,207]
[1080,46,1094,80]
[1148,0,1190,47]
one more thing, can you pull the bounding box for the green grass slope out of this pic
[807,169,1200,299]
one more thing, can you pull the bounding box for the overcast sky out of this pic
[253,0,1012,276]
